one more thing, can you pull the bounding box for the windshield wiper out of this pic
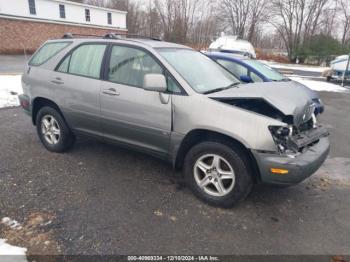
[203,82,240,95]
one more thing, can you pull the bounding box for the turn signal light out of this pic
[271,168,289,175]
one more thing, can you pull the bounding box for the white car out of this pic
[209,35,256,59]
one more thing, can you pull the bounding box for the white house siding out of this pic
[0,0,127,29]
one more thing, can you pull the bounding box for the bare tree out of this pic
[270,0,330,61]
[340,0,350,46]
[302,0,330,43]
[154,0,202,43]
[320,0,339,37]
[217,0,269,44]
[189,1,218,47]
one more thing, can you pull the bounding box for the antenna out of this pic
[20,43,28,61]
[20,43,29,72]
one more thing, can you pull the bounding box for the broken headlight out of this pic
[269,126,298,154]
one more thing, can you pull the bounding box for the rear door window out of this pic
[56,44,107,79]
[29,42,71,66]
[68,44,106,79]
[57,55,70,73]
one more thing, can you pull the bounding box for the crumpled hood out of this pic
[208,81,315,126]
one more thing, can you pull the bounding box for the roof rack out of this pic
[105,33,162,41]
[62,32,162,41]
[62,33,100,39]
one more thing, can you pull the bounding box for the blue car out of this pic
[206,52,324,115]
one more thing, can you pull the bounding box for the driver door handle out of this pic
[102,88,120,96]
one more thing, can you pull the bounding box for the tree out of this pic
[319,0,339,38]
[298,34,343,64]
[340,0,350,47]
[217,0,269,44]
[189,3,218,47]
[154,0,202,43]
[269,0,331,61]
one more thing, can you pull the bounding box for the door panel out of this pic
[52,72,102,136]
[51,43,107,136]
[100,45,172,156]
[100,82,171,155]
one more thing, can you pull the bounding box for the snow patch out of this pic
[290,77,349,92]
[0,239,27,261]
[1,217,22,230]
[0,75,23,108]
[260,60,328,73]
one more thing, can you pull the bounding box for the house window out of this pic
[85,9,90,22]
[107,13,112,25]
[59,4,66,18]
[28,0,36,15]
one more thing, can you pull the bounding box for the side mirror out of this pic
[240,75,253,83]
[143,74,167,93]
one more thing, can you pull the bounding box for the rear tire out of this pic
[184,141,253,208]
[36,106,75,153]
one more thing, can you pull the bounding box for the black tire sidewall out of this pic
[184,141,253,207]
[36,106,74,153]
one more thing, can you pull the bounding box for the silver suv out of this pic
[19,34,330,207]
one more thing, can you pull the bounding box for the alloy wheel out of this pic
[41,115,61,145]
[193,154,236,197]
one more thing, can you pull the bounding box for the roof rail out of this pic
[62,33,102,39]
[103,33,123,39]
[103,33,162,41]
[62,32,161,41]
[62,33,74,39]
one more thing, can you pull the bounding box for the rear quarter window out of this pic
[29,42,71,66]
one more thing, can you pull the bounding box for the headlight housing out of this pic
[269,126,298,154]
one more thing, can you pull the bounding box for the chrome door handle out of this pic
[51,77,64,85]
[102,88,120,96]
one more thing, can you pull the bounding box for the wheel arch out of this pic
[31,97,66,126]
[173,129,260,182]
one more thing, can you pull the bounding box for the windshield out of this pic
[244,60,287,81]
[157,48,240,93]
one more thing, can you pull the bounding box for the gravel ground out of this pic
[0,91,349,257]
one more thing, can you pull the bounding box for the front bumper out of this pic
[252,136,330,185]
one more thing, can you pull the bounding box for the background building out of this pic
[0,0,127,54]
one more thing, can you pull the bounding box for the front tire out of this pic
[36,106,75,153]
[184,141,253,207]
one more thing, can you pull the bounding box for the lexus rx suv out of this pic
[19,34,330,207]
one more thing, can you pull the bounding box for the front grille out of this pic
[298,118,314,133]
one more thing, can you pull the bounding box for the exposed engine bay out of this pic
[212,98,294,124]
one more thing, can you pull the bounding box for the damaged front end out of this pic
[211,97,329,157]
[208,82,330,185]
[268,122,329,157]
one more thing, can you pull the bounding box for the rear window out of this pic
[29,42,71,66]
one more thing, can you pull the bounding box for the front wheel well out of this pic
[32,97,63,126]
[174,129,260,182]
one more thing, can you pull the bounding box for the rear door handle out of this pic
[51,77,64,85]
[102,88,120,96]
